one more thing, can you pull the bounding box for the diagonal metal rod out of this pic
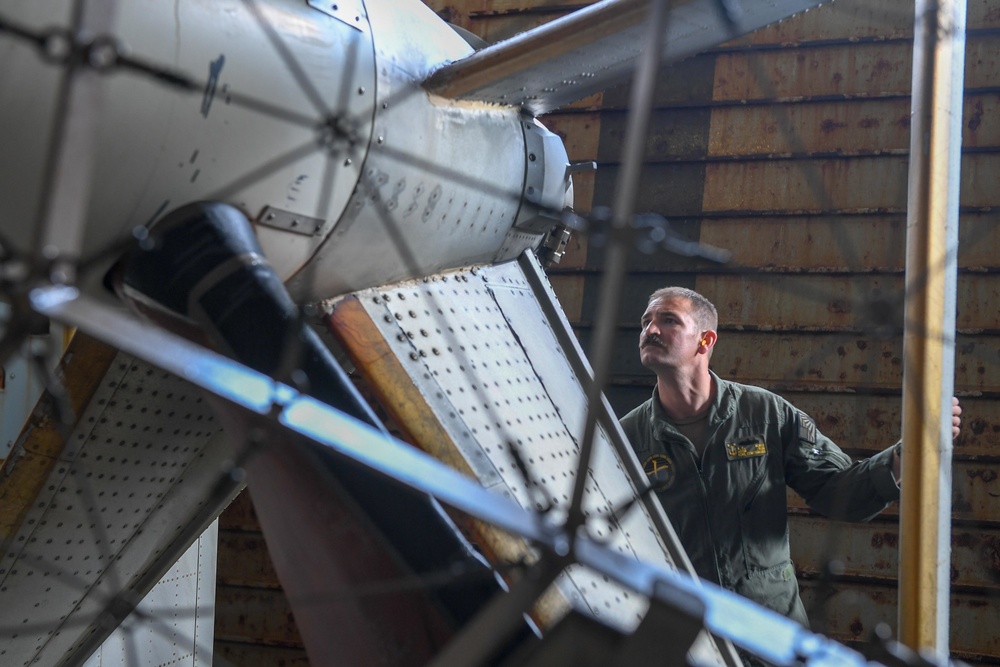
[567,0,670,534]
[31,0,119,284]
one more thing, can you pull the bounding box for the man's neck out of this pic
[655,368,714,421]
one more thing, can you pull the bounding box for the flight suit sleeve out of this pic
[783,407,901,522]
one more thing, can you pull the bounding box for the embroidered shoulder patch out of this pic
[725,437,766,460]
[797,410,817,445]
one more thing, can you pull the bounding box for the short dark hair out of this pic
[647,287,718,332]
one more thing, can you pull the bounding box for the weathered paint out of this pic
[214,585,305,647]
[784,393,1000,460]
[733,0,999,45]
[786,460,1000,524]
[707,98,914,157]
[590,328,1000,393]
[702,154,1000,213]
[217,530,284,588]
[789,517,1000,591]
[537,112,603,162]
[712,36,999,102]
[798,582,1000,660]
[696,213,1000,272]
[214,643,310,667]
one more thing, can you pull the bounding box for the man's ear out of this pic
[699,330,718,352]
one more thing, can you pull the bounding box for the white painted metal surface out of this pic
[331,257,732,665]
[81,522,217,667]
[0,347,238,666]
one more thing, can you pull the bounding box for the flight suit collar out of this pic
[650,371,736,439]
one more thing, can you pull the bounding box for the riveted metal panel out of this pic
[326,258,731,664]
[0,337,238,666]
[82,523,218,667]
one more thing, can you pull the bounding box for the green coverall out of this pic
[620,372,900,627]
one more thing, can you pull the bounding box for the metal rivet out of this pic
[344,158,352,166]
[358,86,365,95]
[377,135,384,144]
[409,352,418,360]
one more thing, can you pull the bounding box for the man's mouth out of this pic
[641,335,664,349]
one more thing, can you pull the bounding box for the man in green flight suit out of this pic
[620,286,962,633]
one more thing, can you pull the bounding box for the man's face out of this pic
[638,296,704,371]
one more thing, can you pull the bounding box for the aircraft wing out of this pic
[424,0,829,116]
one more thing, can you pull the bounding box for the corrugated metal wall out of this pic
[214,0,1000,663]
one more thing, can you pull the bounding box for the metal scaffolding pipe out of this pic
[898,0,966,655]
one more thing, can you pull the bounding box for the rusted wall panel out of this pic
[214,642,310,667]
[703,156,910,213]
[799,583,1000,661]
[785,393,1000,460]
[217,530,284,588]
[592,328,1000,393]
[538,112,603,162]
[787,460,1000,524]
[707,98,913,157]
[713,42,914,101]
[218,489,260,531]
[594,108,714,161]
[734,0,999,45]
[712,36,999,102]
[696,213,1000,272]
[215,585,306,647]
[699,274,1000,333]
[789,516,1000,591]
[703,154,1000,213]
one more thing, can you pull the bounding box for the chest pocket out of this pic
[725,434,769,509]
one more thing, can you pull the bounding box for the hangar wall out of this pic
[434,0,1000,662]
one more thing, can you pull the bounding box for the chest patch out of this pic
[642,453,676,491]
[725,436,767,461]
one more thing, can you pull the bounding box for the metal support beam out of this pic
[898,0,966,655]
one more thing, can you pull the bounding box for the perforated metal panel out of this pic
[327,255,728,664]
[0,343,238,666]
